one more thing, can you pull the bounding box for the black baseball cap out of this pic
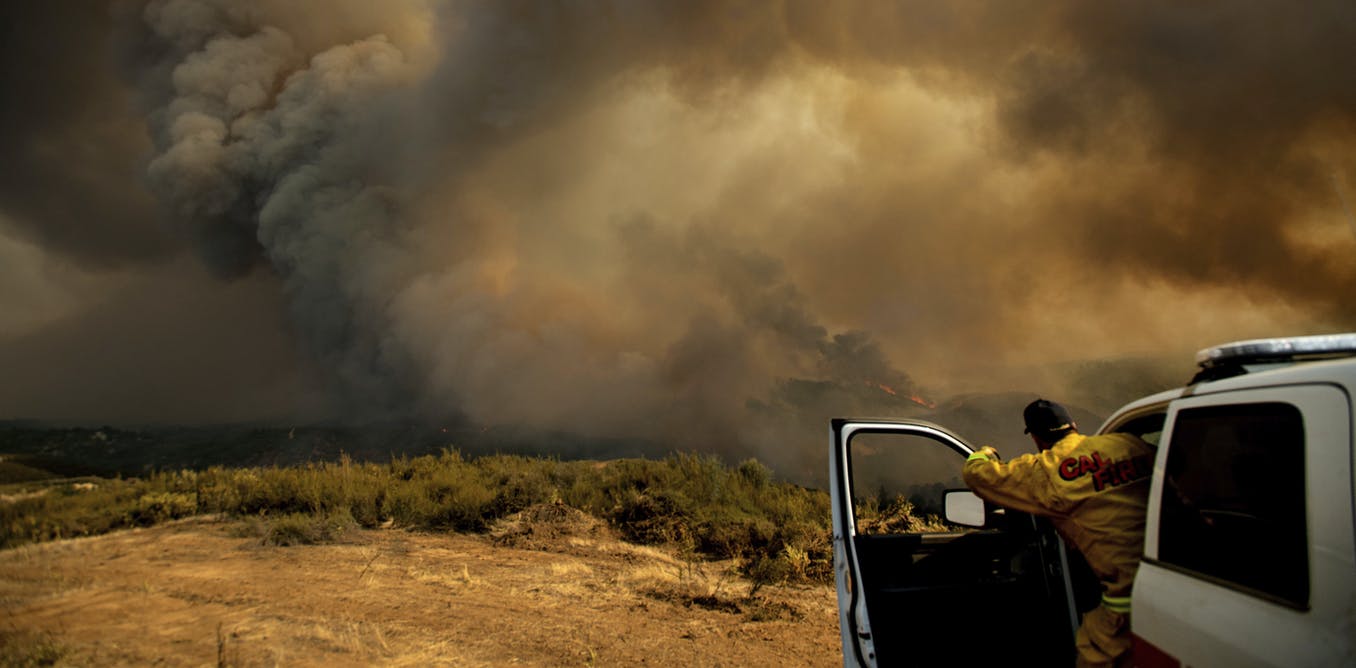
[1023,399,1075,435]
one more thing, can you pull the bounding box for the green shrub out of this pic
[259,510,357,546]
[132,492,196,525]
[427,478,498,532]
[479,455,555,516]
[1,449,839,583]
[736,459,772,488]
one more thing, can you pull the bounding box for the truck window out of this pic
[848,431,964,534]
[1158,402,1308,608]
[1111,411,1166,446]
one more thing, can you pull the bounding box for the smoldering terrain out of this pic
[1,1,1353,479]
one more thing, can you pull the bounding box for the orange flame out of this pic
[866,380,935,409]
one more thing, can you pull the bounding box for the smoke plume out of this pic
[3,1,1354,477]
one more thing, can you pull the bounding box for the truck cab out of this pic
[831,334,1356,667]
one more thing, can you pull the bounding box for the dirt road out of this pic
[0,515,840,666]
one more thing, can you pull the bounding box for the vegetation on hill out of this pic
[1,450,868,583]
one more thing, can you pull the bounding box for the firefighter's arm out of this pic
[962,448,1062,517]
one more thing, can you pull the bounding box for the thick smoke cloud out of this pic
[2,1,1354,477]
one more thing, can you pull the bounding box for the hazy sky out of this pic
[2,1,1353,470]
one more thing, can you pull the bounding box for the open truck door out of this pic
[830,418,1083,667]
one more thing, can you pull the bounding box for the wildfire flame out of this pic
[866,381,936,409]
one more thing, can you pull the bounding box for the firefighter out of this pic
[963,399,1154,668]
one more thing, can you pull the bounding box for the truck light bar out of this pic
[1196,333,1356,368]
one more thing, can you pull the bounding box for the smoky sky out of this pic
[0,2,177,267]
[2,0,1354,476]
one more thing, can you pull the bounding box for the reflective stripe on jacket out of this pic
[963,432,1154,598]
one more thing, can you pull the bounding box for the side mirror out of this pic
[943,489,987,528]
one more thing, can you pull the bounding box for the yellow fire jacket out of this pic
[963,432,1154,600]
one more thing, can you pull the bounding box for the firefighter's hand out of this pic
[978,446,1001,462]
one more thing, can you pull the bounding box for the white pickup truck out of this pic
[830,334,1356,667]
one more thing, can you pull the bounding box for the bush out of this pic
[132,492,196,525]
[1,449,838,583]
[258,510,357,546]
[610,490,694,545]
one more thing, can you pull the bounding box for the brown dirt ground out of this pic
[0,512,841,666]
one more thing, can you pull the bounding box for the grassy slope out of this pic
[0,450,854,584]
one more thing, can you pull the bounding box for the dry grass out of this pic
[490,501,612,552]
[547,560,593,577]
[0,629,66,667]
[405,563,478,589]
[1,516,841,666]
[625,557,748,614]
[0,489,50,505]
